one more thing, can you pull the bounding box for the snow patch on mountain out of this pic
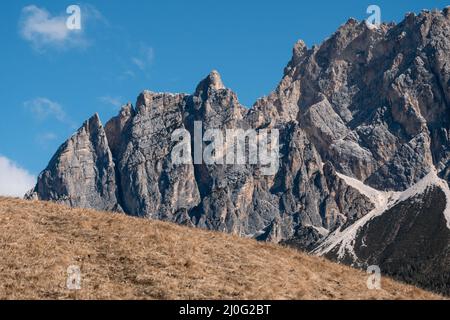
[312,186,399,261]
[336,172,390,208]
[313,169,450,259]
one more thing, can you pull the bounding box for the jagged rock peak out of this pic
[345,17,359,26]
[291,40,308,65]
[195,70,225,95]
[121,102,133,110]
[135,90,182,110]
[119,102,134,116]
[206,70,225,90]
[445,6,450,16]
[85,112,102,129]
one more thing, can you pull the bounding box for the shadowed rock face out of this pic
[324,185,450,295]
[27,8,450,292]
[356,186,450,295]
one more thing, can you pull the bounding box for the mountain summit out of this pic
[195,70,225,94]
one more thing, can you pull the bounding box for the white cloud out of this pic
[18,4,105,51]
[99,96,123,108]
[38,132,58,141]
[36,132,58,146]
[24,97,77,130]
[132,45,155,71]
[24,97,68,122]
[0,156,36,198]
[118,69,136,80]
[19,5,86,51]
[82,4,108,26]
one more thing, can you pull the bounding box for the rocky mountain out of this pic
[27,8,450,294]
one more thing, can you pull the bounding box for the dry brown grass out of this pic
[0,196,442,300]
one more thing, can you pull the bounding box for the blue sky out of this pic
[0,0,448,196]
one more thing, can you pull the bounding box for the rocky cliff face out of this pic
[27,114,121,211]
[27,8,450,294]
[251,9,450,192]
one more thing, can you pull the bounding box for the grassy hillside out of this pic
[0,197,441,300]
